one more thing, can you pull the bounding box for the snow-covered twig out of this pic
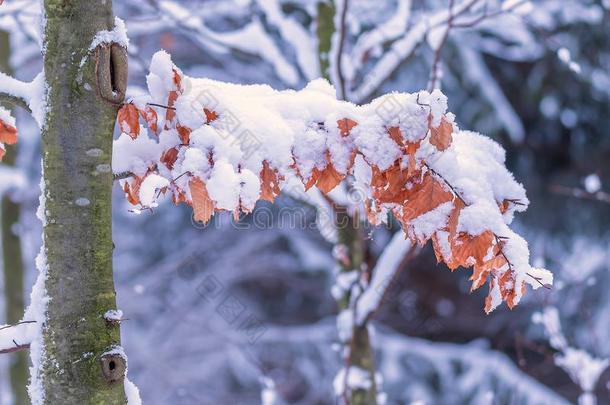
[533,307,609,405]
[0,320,36,355]
[0,71,45,125]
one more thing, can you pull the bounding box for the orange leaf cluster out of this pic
[116,69,533,313]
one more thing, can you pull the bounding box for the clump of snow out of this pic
[103,309,124,322]
[583,174,601,193]
[138,174,169,208]
[124,377,142,405]
[89,17,129,50]
[0,71,46,127]
[336,309,354,343]
[0,105,16,126]
[333,366,373,396]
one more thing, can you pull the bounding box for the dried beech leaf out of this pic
[141,106,158,134]
[451,230,494,268]
[260,161,282,201]
[400,173,453,224]
[204,108,219,124]
[337,118,358,136]
[316,161,344,194]
[177,125,191,144]
[123,176,143,205]
[118,104,140,139]
[161,147,179,170]
[165,91,179,129]
[190,177,214,224]
[430,117,453,151]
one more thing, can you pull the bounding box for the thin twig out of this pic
[0,320,36,332]
[336,0,349,101]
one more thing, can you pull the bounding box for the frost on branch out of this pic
[113,50,552,313]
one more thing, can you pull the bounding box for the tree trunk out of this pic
[0,29,29,405]
[335,212,378,405]
[317,3,379,403]
[39,1,127,403]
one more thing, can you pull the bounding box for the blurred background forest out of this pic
[1,0,609,404]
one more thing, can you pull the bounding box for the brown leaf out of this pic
[141,106,158,134]
[177,125,191,144]
[123,176,143,205]
[165,91,179,129]
[451,230,494,268]
[118,104,140,139]
[172,69,182,91]
[204,108,218,124]
[190,177,214,224]
[161,147,179,170]
[337,118,358,137]
[260,161,282,201]
[400,173,454,224]
[0,119,17,145]
[315,161,344,194]
[429,116,453,151]
[470,253,507,291]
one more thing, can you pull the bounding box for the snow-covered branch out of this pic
[0,71,45,124]
[0,320,36,355]
[112,51,551,313]
[533,307,609,405]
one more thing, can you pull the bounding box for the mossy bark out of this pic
[335,212,378,405]
[40,1,126,403]
[0,29,29,405]
[316,1,335,80]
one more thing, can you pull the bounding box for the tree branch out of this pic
[0,92,30,113]
[0,342,30,355]
[0,71,33,113]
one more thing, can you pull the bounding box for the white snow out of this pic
[583,174,601,193]
[0,71,46,127]
[124,377,142,405]
[89,17,129,50]
[138,174,169,208]
[333,366,373,396]
[533,306,609,403]
[25,175,50,405]
[103,309,124,322]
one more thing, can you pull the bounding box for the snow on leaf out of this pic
[112,50,551,313]
[141,106,158,134]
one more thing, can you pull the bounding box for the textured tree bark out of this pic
[40,1,127,403]
[0,29,29,405]
[335,211,378,405]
